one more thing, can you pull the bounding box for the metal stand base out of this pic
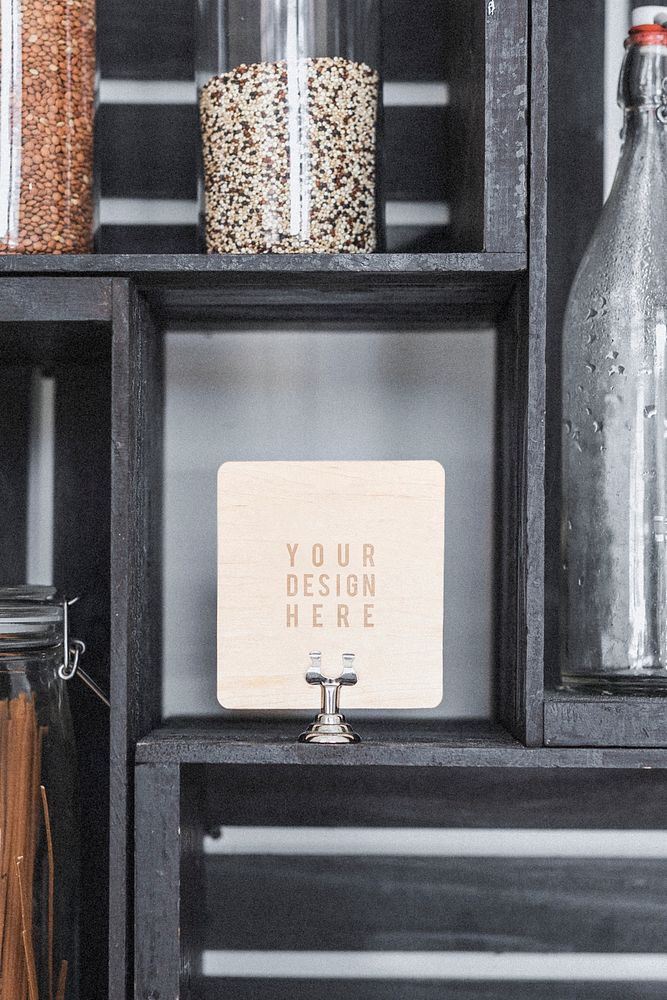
[298,652,361,744]
[299,712,360,744]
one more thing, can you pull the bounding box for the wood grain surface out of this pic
[218,461,445,709]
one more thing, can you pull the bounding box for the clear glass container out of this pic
[561,20,667,690]
[0,0,96,254]
[196,0,382,253]
[0,587,79,1000]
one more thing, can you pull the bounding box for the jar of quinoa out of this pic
[0,0,96,254]
[196,0,383,254]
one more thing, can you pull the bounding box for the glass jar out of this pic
[196,0,383,253]
[0,587,80,1000]
[0,0,96,254]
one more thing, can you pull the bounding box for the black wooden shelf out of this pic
[0,253,525,324]
[0,252,526,275]
[136,719,667,769]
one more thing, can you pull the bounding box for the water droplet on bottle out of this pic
[585,362,596,373]
[577,577,584,587]
[593,420,603,433]
[585,406,592,416]
[606,350,619,360]
[567,519,573,531]
[586,308,598,321]
[586,332,597,345]
[645,405,657,419]
[609,364,625,376]
[563,420,572,434]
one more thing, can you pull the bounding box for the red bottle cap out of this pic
[627,23,667,46]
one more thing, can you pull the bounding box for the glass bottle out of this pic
[0,0,96,254]
[196,0,382,254]
[561,13,667,689]
[0,587,80,1000]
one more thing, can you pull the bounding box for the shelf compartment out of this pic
[96,0,527,254]
[135,757,667,1000]
[0,254,525,324]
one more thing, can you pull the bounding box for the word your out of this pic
[285,542,376,629]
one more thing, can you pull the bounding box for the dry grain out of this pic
[199,57,379,253]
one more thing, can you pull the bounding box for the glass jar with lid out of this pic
[196,0,383,253]
[0,0,96,253]
[0,587,81,1000]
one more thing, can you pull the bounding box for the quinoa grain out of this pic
[199,57,379,254]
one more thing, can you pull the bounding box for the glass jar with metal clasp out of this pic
[0,586,108,1000]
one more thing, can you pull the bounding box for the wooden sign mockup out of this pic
[217,460,445,709]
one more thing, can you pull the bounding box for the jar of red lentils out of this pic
[196,0,383,254]
[0,0,96,254]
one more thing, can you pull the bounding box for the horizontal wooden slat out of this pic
[98,225,198,254]
[98,0,195,80]
[191,760,667,829]
[0,277,113,322]
[200,855,667,952]
[99,0,450,82]
[545,694,667,748]
[0,253,525,276]
[141,718,667,768]
[97,224,451,255]
[197,979,667,1000]
[98,105,197,200]
[98,104,447,203]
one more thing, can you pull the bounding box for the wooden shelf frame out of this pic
[2,1,666,998]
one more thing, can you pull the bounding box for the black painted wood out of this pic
[53,357,112,1000]
[495,283,533,741]
[0,276,112,321]
[544,0,606,693]
[484,0,528,252]
[99,0,449,82]
[97,224,452,255]
[134,763,182,1000]
[0,257,525,325]
[137,719,667,769]
[440,0,485,251]
[98,105,448,203]
[0,367,31,583]
[99,0,194,80]
[193,762,667,829]
[110,280,163,1000]
[197,981,667,1000]
[98,225,198,255]
[523,0,549,746]
[0,252,526,276]
[545,692,667,748]
[202,854,667,952]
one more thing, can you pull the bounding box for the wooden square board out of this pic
[217,460,444,709]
